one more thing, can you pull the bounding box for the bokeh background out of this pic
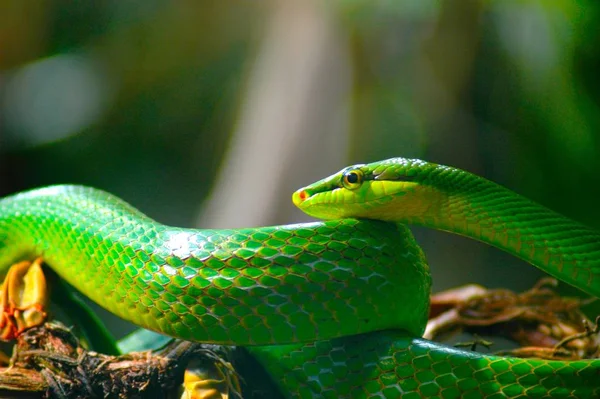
[1,1,600,338]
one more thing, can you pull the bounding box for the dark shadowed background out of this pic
[1,1,599,338]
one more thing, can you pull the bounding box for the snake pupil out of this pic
[346,173,358,183]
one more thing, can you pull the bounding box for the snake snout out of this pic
[292,190,310,207]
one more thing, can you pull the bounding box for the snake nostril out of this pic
[299,191,308,201]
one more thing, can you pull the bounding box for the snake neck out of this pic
[391,169,600,298]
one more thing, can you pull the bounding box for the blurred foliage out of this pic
[1,0,600,335]
[0,1,262,226]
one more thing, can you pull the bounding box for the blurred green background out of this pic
[1,0,599,338]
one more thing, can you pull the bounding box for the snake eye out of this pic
[341,169,364,190]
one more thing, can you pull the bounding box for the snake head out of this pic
[293,158,439,221]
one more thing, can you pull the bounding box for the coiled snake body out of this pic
[0,158,598,398]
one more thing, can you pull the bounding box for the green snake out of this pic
[0,157,599,398]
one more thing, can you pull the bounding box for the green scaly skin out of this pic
[0,157,598,398]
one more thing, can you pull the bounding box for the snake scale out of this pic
[0,157,599,398]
